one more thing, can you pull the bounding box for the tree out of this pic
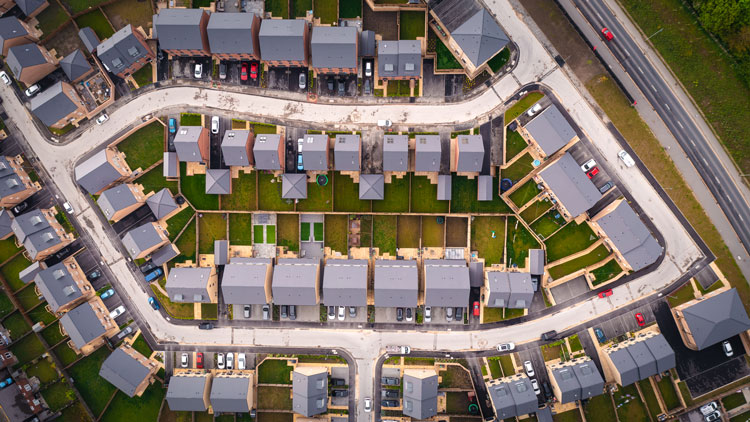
[697,0,750,37]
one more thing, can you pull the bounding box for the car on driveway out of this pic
[382,400,399,408]
[250,62,258,79]
[238,353,246,370]
[531,379,541,395]
[406,307,412,321]
[723,341,733,357]
[396,307,404,322]
[599,181,613,194]
[0,71,10,85]
[196,352,203,369]
[704,411,721,422]
[330,378,346,386]
[24,84,40,97]
[328,306,335,321]
[473,301,480,317]
[87,270,101,281]
[144,268,163,282]
[382,389,399,398]
[524,360,535,377]
[332,389,348,397]
[241,63,248,81]
[337,79,345,95]
[100,288,114,299]
[700,402,718,416]
[526,103,542,117]
[635,312,646,326]
[299,73,306,89]
[194,63,202,78]
[587,167,599,179]
[424,306,431,322]
[11,202,27,215]
[244,305,251,318]
[364,78,371,95]
[226,352,234,369]
[262,304,270,320]
[594,327,606,343]
[327,77,334,91]
[168,118,177,134]
[598,289,613,298]
[63,202,74,214]
[382,377,400,386]
[180,353,188,368]
[211,116,219,134]
[338,306,346,321]
[109,305,126,319]
[602,27,614,41]
[140,261,157,274]
[219,63,226,80]
[580,159,596,172]
[217,353,225,369]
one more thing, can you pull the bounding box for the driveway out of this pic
[421,59,445,99]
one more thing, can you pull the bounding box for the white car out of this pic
[377,119,392,127]
[62,202,74,214]
[238,353,246,370]
[194,63,203,78]
[363,397,372,412]
[0,71,10,86]
[109,305,126,319]
[723,340,733,357]
[338,306,346,321]
[180,353,188,368]
[96,113,109,125]
[365,61,372,77]
[217,353,225,369]
[618,150,635,167]
[211,116,219,134]
[523,360,535,377]
[424,306,431,322]
[580,159,596,172]
[531,379,541,395]
[226,352,234,369]
[24,84,40,97]
[705,411,721,422]
[526,103,542,117]
[496,343,515,352]
[700,402,718,416]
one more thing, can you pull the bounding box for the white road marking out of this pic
[690,139,696,147]
[637,66,644,74]
[650,84,657,92]
[702,158,708,166]
[664,104,670,111]
[677,121,683,129]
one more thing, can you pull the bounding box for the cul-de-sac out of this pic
[1,0,750,421]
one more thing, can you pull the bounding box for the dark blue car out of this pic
[594,327,606,343]
[168,118,177,134]
[144,268,163,282]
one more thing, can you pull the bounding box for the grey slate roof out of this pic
[165,266,214,303]
[151,243,179,266]
[33,262,83,312]
[174,126,205,163]
[359,174,384,200]
[539,153,602,217]
[644,334,676,373]
[0,209,14,239]
[456,135,484,172]
[6,43,48,78]
[477,175,492,201]
[60,49,92,81]
[627,340,657,380]
[607,347,639,386]
[681,288,750,350]
[292,368,328,417]
[0,17,29,50]
[207,13,257,55]
[163,152,177,178]
[19,260,41,284]
[221,258,272,305]
[59,301,106,350]
[221,130,252,167]
[572,361,605,400]
[0,170,28,203]
[486,272,533,308]
[153,9,207,52]
[282,173,307,199]
[272,258,320,305]
[524,105,575,157]
[423,260,470,307]
[146,188,177,220]
[166,375,210,412]
[322,259,368,306]
[78,27,100,53]
[210,376,251,413]
[359,30,375,56]
[508,377,538,416]
[488,381,515,419]
[377,40,421,78]
[334,135,360,171]
[75,148,127,194]
[10,208,62,260]
[529,249,544,275]
[596,201,661,271]
[311,26,357,69]
[253,134,282,170]
[437,174,451,200]
[206,169,231,195]
[469,260,484,287]
[451,8,509,67]
[97,184,138,220]
[99,347,153,397]
[214,240,228,265]
[374,260,418,307]
[258,19,307,62]
[551,366,580,403]
[30,81,79,128]
[383,135,408,172]
[415,135,441,172]
[121,222,165,259]
[97,25,149,75]
[14,0,46,17]
[403,371,439,420]
[301,134,328,171]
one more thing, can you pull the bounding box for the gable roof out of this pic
[486,272,533,308]
[59,301,106,350]
[6,43,49,77]
[30,81,79,127]
[151,243,179,266]
[301,134,328,171]
[97,184,139,220]
[539,153,602,217]
[34,262,83,312]
[221,258,272,305]
[258,19,307,62]
[206,169,231,195]
[60,49,92,81]
[165,266,214,303]
[524,105,576,156]
[359,174,384,200]
[99,347,154,397]
[360,30,375,56]
[643,333,676,373]
[11,208,49,241]
[456,135,484,172]
[596,201,661,271]
[282,173,307,199]
[0,209,13,239]
[97,25,150,75]
[374,260,418,307]
[451,8,509,67]
[681,288,750,350]
[253,134,282,170]
[15,0,47,17]
[551,366,580,403]
[210,375,252,413]
[154,9,207,52]
[423,260,470,307]
[334,135,360,171]
[166,375,210,411]
[75,148,127,194]
[383,135,408,172]
[221,130,252,167]
[207,13,257,55]
[415,135,441,172]
[173,126,205,162]
[272,258,320,305]
[121,222,164,258]
[572,361,604,400]
[311,26,358,69]
[0,17,30,49]
[607,347,638,386]
[377,40,421,78]
[146,188,178,219]
[322,259,368,306]
[78,27,100,53]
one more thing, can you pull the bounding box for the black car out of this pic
[405,307,412,321]
[331,389,348,397]
[330,378,346,386]
[598,181,613,194]
[198,322,214,330]
[381,377,400,386]
[542,381,552,398]
[382,399,399,408]
[11,202,27,215]
[541,330,558,341]
[327,77,334,91]
[396,307,404,322]
[139,261,157,274]
[53,245,75,261]
[455,307,463,322]
[86,270,101,281]
[382,389,399,398]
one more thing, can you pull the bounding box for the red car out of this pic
[602,27,614,41]
[240,63,248,81]
[635,313,645,326]
[597,289,613,298]
[250,62,258,80]
[587,167,599,179]
[472,301,480,317]
[196,352,203,369]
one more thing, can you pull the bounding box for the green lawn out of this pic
[502,153,535,182]
[0,290,14,319]
[221,171,257,211]
[313,0,337,24]
[201,303,218,320]
[520,199,553,223]
[173,218,197,265]
[548,244,610,280]
[487,48,511,73]
[36,2,70,37]
[252,123,277,134]
[372,175,410,213]
[723,392,747,411]
[333,172,371,212]
[131,335,153,358]
[552,409,582,422]
[397,215,420,248]
[421,216,445,247]
[2,254,32,291]
[257,386,292,410]
[277,214,299,252]
[435,37,462,70]
[27,303,56,325]
[667,282,696,308]
[324,215,348,254]
[150,284,193,319]
[731,410,750,422]
[400,11,425,40]
[509,179,541,208]
[411,175,449,213]
[41,381,76,412]
[229,214,253,246]
[591,258,624,286]
[266,225,276,243]
[445,391,472,414]
[101,381,165,422]
[451,175,512,214]
[253,225,264,244]
[638,379,663,420]
[10,334,46,366]
[198,213,226,254]
[131,63,153,87]
[53,343,79,367]
[103,0,155,30]
[339,0,361,18]
[117,122,164,172]
[373,215,397,256]
[180,113,201,126]
[487,357,502,378]
[41,321,66,346]
[505,92,544,122]
[505,128,527,162]
[360,215,372,247]
[297,174,333,212]
[301,222,311,242]
[0,238,21,264]
[180,163,219,210]
[471,216,506,266]
[134,164,177,194]
[62,0,109,13]
[15,284,42,311]
[69,347,117,417]
[258,173,294,211]
[25,356,59,384]
[530,209,565,239]
[4,311,31,340]
[568,334,583,352]
[506,217,540,268]
[614,384,649,422]
[544,222,598,262]
[657,376,681,411]
[166,207,195,242]
[386,79,412,97]
[74,9,114,40]
[257,359,293,384]
[292,0,311,17]
[498,355,515,376]
[583,394,616,422]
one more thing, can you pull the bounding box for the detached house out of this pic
[121,222,169,260]
[259,19,309,67]
[455,135,484,173]
[75,147,133,195]
[383,135,408,172]
[301,134,328,171]
[15,0,48,19]
[97,183,147,222]
[253,134,283,170]
[310,26,358,74]
[99,343,159,397]
[11,208,74,261]
[0,155,41,208]
[334,134,360,171]
[415,135,441,173]
[672,288,750,351]
[59,297,119,355]
[97,24,154,79]
[153,8,211,57]
[0,17,38,56]
[174,126,210,163]
[33,258,93,313]
[537,153,602,220]
[6,43,57,86]
[165,266,218,304]
[221,130,254,167]
[207,12,261,61]
[30,81,87,129]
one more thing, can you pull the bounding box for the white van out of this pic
[618,150,635,167]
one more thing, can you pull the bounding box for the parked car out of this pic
[349,306,357,317]
[297,154,303,171]
[365,61,372,77]
[24,84,40,97]
[116,326,133,339]
[96,113,109,125]
[597,289,613,298]
[723,341,733,357]
[168,118,177,134]
[526,103,542,117]
[531,379,541,395]
[262,304,270,320]
[594,327,606,343]
[331,378,346,386]
[299,73,306,89]
[587,167,599,179]
[211,116,219,134]
[250,62,258,79]
[700,402,718,416]
[364,78,371,95]
[289,305,296,321]
[328,306,336,321]
[382,400,400,408]
[405,307,413,321]
[543,381,552,398]
[87,270,101,281]
[602,27,614,41]
[332,389,348,397]
[241,63,248,81]
[382,377,400,386]
[217,353,225,369]
[473,301,480,317]
[337,79,346,95]
[226,352,234,369]
[11,202,27,215]
[238,353,246,370]
[635,312,646,326]
[445,306,454,321]
[109,305,126,319]
[148,296,160,310]
[382,389,399,398]
[53,245,75,261]
[327,77,334,91]
[281,305,288,319]
[542,330,558,341]
[0,378,13,389]
[338,306,346,321]
[244,305,251,318]
[524,361,535,377]
[63,202,74,214]
[704,411,721,422]
[496,343,515,352]
[219,63,227,80]
[180,353,188,368]
[0,71,10,86]
[455,307,463,322]
[198,322,214,330]
[580,159,596,172]
[424,306,431,322]
[364,397,372,412]
[100,288,115,299]
[396,307,404,322]
[378,119,392,127]
[196,352,203,369]
[144,268,163,282]
[618,149,635,167]
[599,181,613,193]
[194,63,203,78]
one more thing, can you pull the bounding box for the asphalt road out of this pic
[571,0,750,255]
